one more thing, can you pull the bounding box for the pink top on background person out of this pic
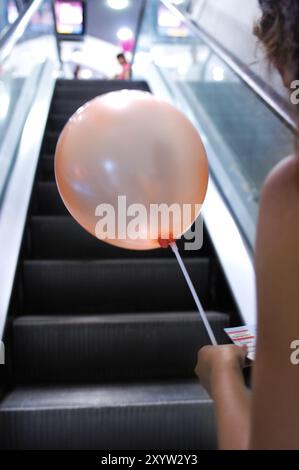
[117,62,131,80]
[116,53,131,80]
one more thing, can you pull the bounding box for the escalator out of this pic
[0,79,236,450]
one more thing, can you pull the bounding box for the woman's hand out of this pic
[195,344,250,449]
[194,344,247,396]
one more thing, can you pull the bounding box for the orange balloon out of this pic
[55,90,208,250]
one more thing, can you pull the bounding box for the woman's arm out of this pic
[195,345,250,450]
[250,156,299,449]
[197,156,299,450]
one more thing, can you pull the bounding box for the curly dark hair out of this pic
[254,0,299,85]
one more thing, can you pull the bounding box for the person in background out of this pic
[116,52,131,80]
[73,64,81,80]
[195,0,299,450]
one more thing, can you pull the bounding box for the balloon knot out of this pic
[158,235,175,249]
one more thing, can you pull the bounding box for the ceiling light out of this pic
[117,27,133,41]
[107,0,129,10]
[80,68,93,79]
[212,66,225,82]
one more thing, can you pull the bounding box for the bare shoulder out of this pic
[257,155,299,253]
[260,155,299,210]
[251,155,299,449]
[255,153,299,326]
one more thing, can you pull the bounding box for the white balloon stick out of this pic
[170,242,218,346]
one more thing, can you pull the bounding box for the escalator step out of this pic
[55,78,150,92]
[53,83,150,101]
[47,114,71,133]
[44,131,60,146]
[28,216,210,260]
[45,80,150,133]
[42,131,62,154]
[40,154,55,180]
[50,80,151,116]
[33,182,68,215]
[0,381,216,450]
[13,312,229,383]
[50,98,93,116]
[22,259,211,314]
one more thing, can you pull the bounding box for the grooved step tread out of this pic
[0,381,216,450]
[33,182,68,215]
[22,258,211,314]
[13,312,229,383]
[28,216,210,259]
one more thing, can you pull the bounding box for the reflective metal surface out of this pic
[0,60,56,340]
[0,0,58,339]
[0,0,59,203]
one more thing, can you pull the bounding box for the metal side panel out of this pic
[0,66,42,197]
[0,60,56,340]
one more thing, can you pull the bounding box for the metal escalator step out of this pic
[22,259,211,314]
[40,154,55,180]
[42,132,60,155]
[29,215,169,259]
[53,83,150,101]
[0,381,216,449]
[44,131,60,145]
[28,216,210,260]
[50,81,151,116]
[13,312,229,383]
[47,114,70,132]
[33,182,68,215]
[55,78,150,92]
[44,80,150,135]
[50,98,94,117]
